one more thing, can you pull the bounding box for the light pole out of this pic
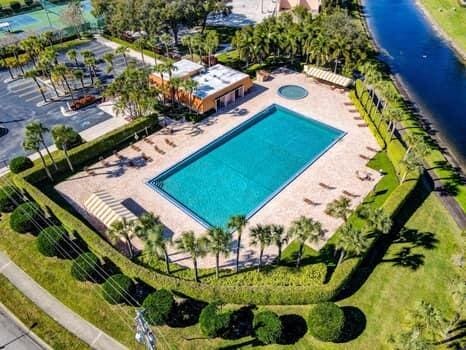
[135,309,156,350]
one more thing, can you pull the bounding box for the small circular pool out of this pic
[278,85,309,100]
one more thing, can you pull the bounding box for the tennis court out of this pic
[0,0,99,38]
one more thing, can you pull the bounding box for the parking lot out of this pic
[0,39,139,164]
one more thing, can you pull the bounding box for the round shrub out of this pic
[71,252,100,282]
[0,185,22,212]
[142,289,174,325]
[36,226,68,257]
[102,274,134,304]
[199,302,231,338]
[253,310,282,345]
[9,202,42,233]
[308,302,345,342]
[9,156,33,174]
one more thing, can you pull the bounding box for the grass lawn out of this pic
[419,0,466,56]
[0,275,88,350]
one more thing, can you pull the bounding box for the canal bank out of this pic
[360,0,466,173]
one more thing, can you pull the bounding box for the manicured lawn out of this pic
[419,0,466,55]
[0,275,88,350]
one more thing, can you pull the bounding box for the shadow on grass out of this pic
[167,297,207,328]
[336,306,366,343]
[278,314,308,345]
[222,305,255,340]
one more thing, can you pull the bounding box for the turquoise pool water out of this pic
[148,104,345,228]
[278,85,309,100]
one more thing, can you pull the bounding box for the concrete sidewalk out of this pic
[0,252,127,350]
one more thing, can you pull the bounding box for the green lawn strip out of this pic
[419,0,466,55]
[0,275,89,350]
[149,193,462,349]
[0,215,143,349]
[103,35,168,62]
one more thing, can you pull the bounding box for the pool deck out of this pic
[55,70,382,269]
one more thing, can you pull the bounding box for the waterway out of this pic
[362,0,466,170]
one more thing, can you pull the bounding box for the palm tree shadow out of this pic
[382,247,425,270]
[394,229,438,250]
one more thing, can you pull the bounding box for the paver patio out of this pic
[56,70,382,269]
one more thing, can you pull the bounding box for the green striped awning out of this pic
[304,65,353,88]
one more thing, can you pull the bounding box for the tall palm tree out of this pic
[159,33,172,57]
[107,218,137,259]
[22,135,53,181]
[153,63,169,103]
[227,214,247,273]
[51,124,78,172]
[24,69,48,103]
[24,121,57,170]
[335,223,368,266]
[270,224,286,263]
[249,224,272,271]
[53,64,75,101]
[206,227,232,279]
[325,196,352,222]
[183,78,199,112]
[81,50,96,86]
[175,231,208,282]
[181,35,195,61]
[102,52,114,74]
[288,216,324,268]
[115,46,129,67]
[400,154,423,183]
[134,37,147,64]
[205,30,219,67]
[405,133,428,159]
[366,208,392,235]
[72,69,85,92]
[67,49,79,67]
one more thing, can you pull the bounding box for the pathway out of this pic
[0,252,127,350]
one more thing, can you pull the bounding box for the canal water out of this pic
[362,0,466,169]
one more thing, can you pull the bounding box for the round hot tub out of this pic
[277,85,309,100]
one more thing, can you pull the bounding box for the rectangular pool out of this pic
[148,104,345,228]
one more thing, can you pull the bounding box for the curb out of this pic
[0,302,52,350]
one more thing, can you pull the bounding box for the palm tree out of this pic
[170,77,182,105]
[325,196,352,222]
[206,227,232,279]
[335,223,368,266]
[102,52,114,74]
[249,224,272,271]
[72,69,85,92]
[159,33,172,57]
[270,224,286,263]
[400,154,423,183]
[153,63,169,103]
[107,218,137,259]
[22,135,53,181]
[366,208,392,235]
[227,215,247,273]
[183,78,199,112]
[412,301,446,342]
[134,37,147,64]
[51,125,78,172]
[115,46,129,67]
[205,30,219,67]
[288,217,324,268]
[405,133,429,159]
[81,51,96,86]
[181,35,195,61]
[175,231,208,282]
[24,69,48,103]
[24,121,57,170]
[53,64,75,101]
[67,49,79,67]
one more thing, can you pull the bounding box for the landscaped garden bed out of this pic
[69,95,98,111]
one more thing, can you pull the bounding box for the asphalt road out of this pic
[0,307,45,350]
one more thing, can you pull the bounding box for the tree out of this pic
[287,216,324,268]
[270,224,286,263]
[199,302,231,338]
[253,310,282,344]
[24,121,57,171]
[334,223,368,265]
[72,69,85,91]
[143,289,174,325]
[115,45,129,67]
[325,196,352,222]
[206,227,232,279]
[103,52,114,74]
[249,224,272,271]
[81,51,97,86]
[204,30,219,66]
[227,214,247,273]
[67,49,79,67]
[183,78,199,112]
[175,231,208,282]
[24,69,48,103]
[308,302,345,342]
[53,64,75,101]
[61,1,85,38]
[400,153,423,183]
[366,208,392,235]
[134,37,147,64]
[405,133,429,159]
[22,136,53,181]
[51,125,79,172]
[107,218,137,259]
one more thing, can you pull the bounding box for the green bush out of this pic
[71,252,100,282]
[9,156,33,174]
[101,274,134,305]
[0,185,22,212]
[9,202,42,233]
[199,303,231,338]
[142,289,174,325]
[53,128,82,151]
[24,0,33,5]
[253,310,282,344]
[9,1,21,11]
[308,302,345,342]
[36,226,68,257]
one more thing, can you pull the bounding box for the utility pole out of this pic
[135,309,157,350]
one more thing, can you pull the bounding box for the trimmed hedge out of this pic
[9,202,42,233]
[308,302,345,342]
[199,303,231,338]
[253,310,282,344]
[0,185,22,212]
[9,156,33,174]
[142,289,174,325]
[71,252,100,282]
[101,274,134,305]
[36,226,68,257]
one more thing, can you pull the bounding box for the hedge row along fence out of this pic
[9,98,420,304]
[354,79,466,212]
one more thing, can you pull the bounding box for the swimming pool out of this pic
[148,104,345,228]
[278,85,309,100]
